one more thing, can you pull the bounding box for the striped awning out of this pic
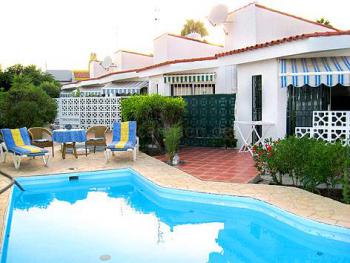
[280,57,350,87]
[102,81,148,95]
[164,73,216,84]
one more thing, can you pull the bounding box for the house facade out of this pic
[61,3,350,147]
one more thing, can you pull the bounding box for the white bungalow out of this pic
[61,3,350,147]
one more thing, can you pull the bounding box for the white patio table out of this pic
[234,121,275,155]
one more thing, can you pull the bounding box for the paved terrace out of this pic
[156,147,258,183]
[1,150,350,252]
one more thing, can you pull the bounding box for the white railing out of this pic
[55,97,122,129]
[295,111,350,145]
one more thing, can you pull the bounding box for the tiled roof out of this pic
[136,56,217,72]
[215,30,350,57]
[73,71,90,80]
[69,68,138,84]
[66,30,350,85]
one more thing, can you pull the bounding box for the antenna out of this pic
[154,6,160,22]
[101,56,112,69]
[153,6,161,38]
[208,4,232,35]
[208,4,229,26]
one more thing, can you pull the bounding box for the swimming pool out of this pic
[1,169,350,263]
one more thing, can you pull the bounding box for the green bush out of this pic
[121,95,186,152]
[0,64,59,91]
[253,136,350,201]
[39,81,61,98]
[343,160,350,204]
[303,140,347,192]
[164,125,182,162]
[0,75,57,128]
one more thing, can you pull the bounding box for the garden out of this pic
[253,136,350,203]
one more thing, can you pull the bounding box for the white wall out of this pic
[148,66,235,96]
[225,5,257,50]
[225,4,336,51]
[153,34,223,64]
[89,61,110,78]
[255,6,334,44]
[148,75,168,96]
[215,65,236,94]
[236,59,288,147]
[113,51,153,70]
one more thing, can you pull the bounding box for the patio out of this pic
[155,147,258,183]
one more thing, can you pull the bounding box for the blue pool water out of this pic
[1,169,350,263]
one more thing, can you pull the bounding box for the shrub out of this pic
[164,125,182,163]
[121,95,186,152]
[0,75,57,128]
[343,160,350,204]
[253,136,350,199]
[0,64,59,91]
[39,81,61,98]
[303,141,347,192]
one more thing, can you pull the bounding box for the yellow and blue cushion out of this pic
[107,121,137,151]
[1,127,48,156]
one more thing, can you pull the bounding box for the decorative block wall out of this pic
[55,97,122,129]
[295,111,350,145]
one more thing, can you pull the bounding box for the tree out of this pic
[181,19,208,37]
[316,17,332,27]
[39,81,61,98]
[0,75,57,128]
[0,64,59,92]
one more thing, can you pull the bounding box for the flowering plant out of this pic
[252,138,281,184]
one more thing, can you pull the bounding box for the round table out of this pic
[52,129,86,159]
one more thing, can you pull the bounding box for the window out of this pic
[287,85,330,135]
[171,83,215,96]
[252,75,262,143]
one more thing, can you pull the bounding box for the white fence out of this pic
[295,111,350,145]
[55,97,122,129]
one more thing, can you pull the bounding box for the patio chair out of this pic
[1,127,49,169]
[28,127,55,157]
[105,121,139,162]
[85,125,108,155]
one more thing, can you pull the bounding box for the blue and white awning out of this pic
[102,81,148,95]
[280,57,350,87]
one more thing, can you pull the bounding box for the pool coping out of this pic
[0,152,350,256]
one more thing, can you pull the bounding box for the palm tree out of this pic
[316,17,332,27]
[181,19,208,37]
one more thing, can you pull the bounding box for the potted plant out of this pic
[224,127,237,149]
[164,125,182,165]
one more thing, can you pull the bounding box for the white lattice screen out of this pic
[295,111,350,145]
[55,97,122,129]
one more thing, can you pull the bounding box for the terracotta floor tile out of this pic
[155,147,258,184]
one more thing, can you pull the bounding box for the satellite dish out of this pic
[101,56,112,69]
[208,4,229,26]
